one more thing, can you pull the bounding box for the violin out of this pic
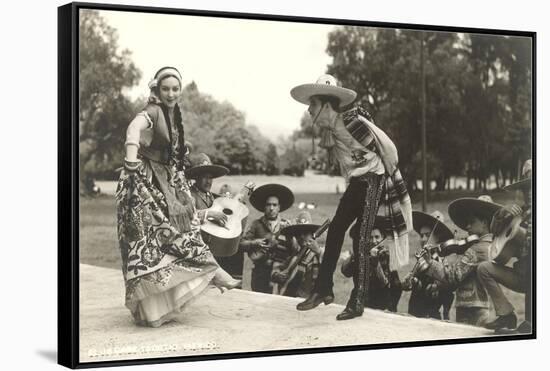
[412,234,480,275]
[433,234,480,257]
[419,234,480,258]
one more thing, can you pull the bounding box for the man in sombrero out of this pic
[188,153,246,279]
[477,159,533,332]
[403,211,455,320]
[291,74,412,320]
[420,195,501,326]
[188,153,229,211]
[239,184,294,293]
[271,211,325,298]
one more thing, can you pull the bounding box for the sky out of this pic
[100,10,336,139]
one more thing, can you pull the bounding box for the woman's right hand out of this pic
[123,111,149,171]
[207,210,228,227]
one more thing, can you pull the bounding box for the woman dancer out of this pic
[116,66,238,327]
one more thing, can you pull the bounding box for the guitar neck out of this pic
[285,219,329,271]
[275,219,330,292]
[286,245,311,272]
[313,219,330,240]
[233,183,255,203]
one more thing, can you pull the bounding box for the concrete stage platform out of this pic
[79,264,492,363]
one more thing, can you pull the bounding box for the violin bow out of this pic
[425,219,441,248]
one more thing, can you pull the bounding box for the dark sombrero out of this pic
[448,195,503,231]
[280,211,320,236]
[186,153,229,179]
[412,210,454,242]
[503,159,532,192]
[348,215,387,240]
[249,183,294,212]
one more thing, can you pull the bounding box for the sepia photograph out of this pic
[61,2,534,367]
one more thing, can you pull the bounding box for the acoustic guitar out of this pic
[201,181,255,257]
[489,215,527,265]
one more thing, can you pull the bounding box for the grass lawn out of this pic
[79,189,526,323]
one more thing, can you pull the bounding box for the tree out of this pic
[498,36,533,181]
[459,34,532,189]
[180,82,277,174]
[325,27,426,184]
[264,143,280,175]
[79,11,280,183]
[79,10,141,191]
[323,27,531,190]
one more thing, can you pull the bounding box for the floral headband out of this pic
[148,67,182,90]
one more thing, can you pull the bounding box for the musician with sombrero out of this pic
[291,74,412,320]
[271,211,325,298]
[477,159,533,332]
[403,211,455,320]
[341,216,402,312]
[187,153,229,211]
[420,195,501,326]
[240,184,294,293]
[187,153,250,280]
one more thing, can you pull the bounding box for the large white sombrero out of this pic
[291,74,357,107]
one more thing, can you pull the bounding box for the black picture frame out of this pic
[58,2,536,368]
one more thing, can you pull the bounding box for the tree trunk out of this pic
[435,175,446,191]
[79,139,99,195]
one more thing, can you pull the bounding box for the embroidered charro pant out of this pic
[314,173,384,311]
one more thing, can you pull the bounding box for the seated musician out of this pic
[188,153,229,209]
[239,184,294,294]
[341,216,402,312]
[271,211,325,298]
[420,196,501,326]
[477,159,532,332]
[402,211,455,320]
[188,153,246,280]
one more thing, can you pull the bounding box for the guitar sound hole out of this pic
[222,208,233,215]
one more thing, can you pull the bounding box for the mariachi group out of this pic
[120,67,532,332]
[183,74,532,334]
